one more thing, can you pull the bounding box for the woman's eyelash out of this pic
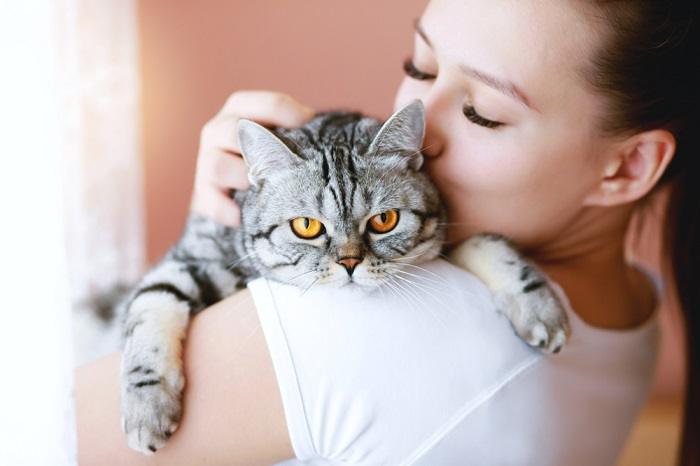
[463,105,504,129]
[402,59,503,129]
[402,58,436,80]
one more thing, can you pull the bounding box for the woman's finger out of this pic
[217,90,315,127]
[206,149,250,191]
[200,113,242,154]
[191,186,242,228]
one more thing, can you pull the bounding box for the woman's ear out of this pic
[583,129,676,207]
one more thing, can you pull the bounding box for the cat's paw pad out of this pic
[120,366,184,455]
[494,284,570,354]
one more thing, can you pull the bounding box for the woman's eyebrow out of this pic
[414,19,538,113]
[459,65,536,112]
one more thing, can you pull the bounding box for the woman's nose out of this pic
[420,94,447,158]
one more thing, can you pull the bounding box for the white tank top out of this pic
[248,259,659,466]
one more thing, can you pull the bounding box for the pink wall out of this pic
[138,0,427,262]
[137,1,683,398]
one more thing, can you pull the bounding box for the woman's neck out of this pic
[530,206,657,329]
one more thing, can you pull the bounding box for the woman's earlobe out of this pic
[583,129,676,207]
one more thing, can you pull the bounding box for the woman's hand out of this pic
[191,90,315,227]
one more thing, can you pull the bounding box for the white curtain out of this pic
[60,0,145,365]
[0,0,142,464]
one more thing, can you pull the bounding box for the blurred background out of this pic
[0,1,685,465]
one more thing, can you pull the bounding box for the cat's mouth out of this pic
[339,275,385,290]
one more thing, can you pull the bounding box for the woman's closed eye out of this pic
[463,105,504,129]
[403,59,505,130]
[403,58,436,81]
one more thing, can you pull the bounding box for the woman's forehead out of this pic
[421,0,601,109]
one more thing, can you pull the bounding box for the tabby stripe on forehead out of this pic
[346,149,357,179]
[332,149,350,218]
[315,189,324,212]
[328,185,343,215]
[321,151,330,186]
[318,115,341,140]
[349,122,358,147]
[320,113,362,142]
[348,177,357,208]
[300,127,323,152]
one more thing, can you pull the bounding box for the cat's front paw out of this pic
[493,281,570,353]
[120,363,184,455]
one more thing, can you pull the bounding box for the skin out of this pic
[76,289,295,464]
[77,0,676,462]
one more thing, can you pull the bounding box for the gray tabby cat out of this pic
[120,100,570,454]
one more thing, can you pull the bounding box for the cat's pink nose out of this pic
[337,257,362,276]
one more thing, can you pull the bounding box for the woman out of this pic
[76,0,698,464]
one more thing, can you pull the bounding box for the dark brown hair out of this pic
[583,1,699,464]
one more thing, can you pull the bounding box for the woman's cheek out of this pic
[436,135,527,192]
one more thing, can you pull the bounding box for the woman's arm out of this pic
[75,289,294,465]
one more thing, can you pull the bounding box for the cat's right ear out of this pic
[367,99,425,171]
[237,119,302,188]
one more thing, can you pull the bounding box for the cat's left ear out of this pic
[367,99,425,171]
[237,119,302,188]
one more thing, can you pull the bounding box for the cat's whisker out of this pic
[436,221,481,227]
[377,280,389,301]
[390,273,429,302]
[387,266,445,287]
[226,252,258,271]
[382,277,417,314]
[388,275,426,312]
[389,269,447,298]
[286,269,317,283]
[387,261,446,281]
[384,276,421,320]
[388,275,450,329]
[418,142,439,155]
[300,277,320,296]
[388,245,437,262]
[390,271,457,319]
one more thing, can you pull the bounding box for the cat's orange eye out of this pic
[290,217,325,239]
[368,210,399,234]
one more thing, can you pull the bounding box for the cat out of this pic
[119,100,570,454]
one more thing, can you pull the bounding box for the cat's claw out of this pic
[493,284,571,354]
[121,365,184,455]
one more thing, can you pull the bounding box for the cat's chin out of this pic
[314,276,382,293]
[339,278,385,293]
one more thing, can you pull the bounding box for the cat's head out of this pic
[237,100,446,291]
